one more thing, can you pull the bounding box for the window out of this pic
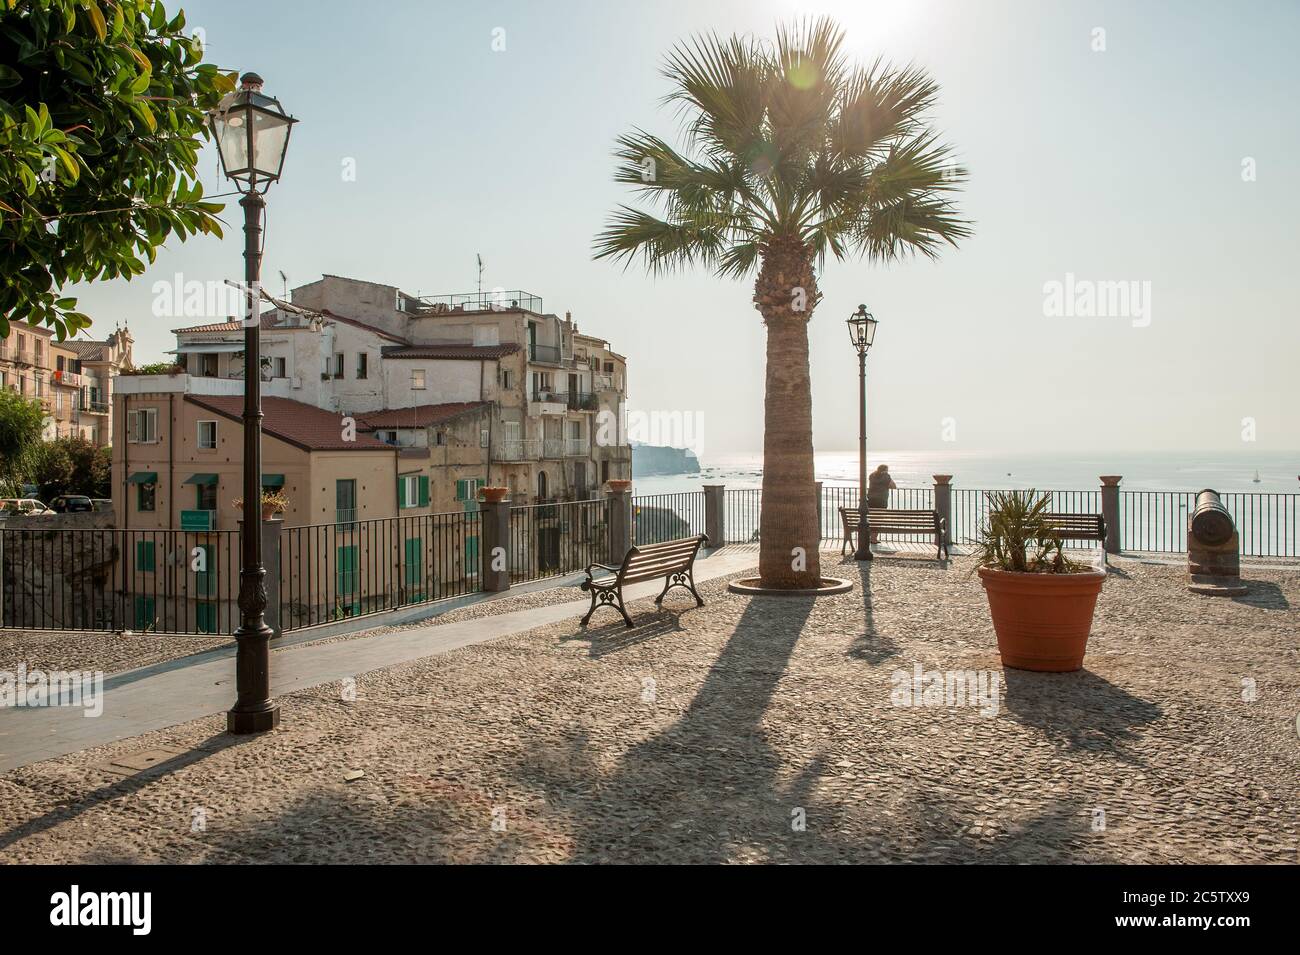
[434,430,446,447]
[333,353,345,379]
[56,355,65,372]
[500,369,513,389]
[274,356,287,378]
[398,474,429,509]
[135,540,156,572]
[410,369,426,390]
[480,428,490,448]
[138,482,156,512]
[455,478,485,505]
[197,482,217,511]
[127,408,159,443]
[336,479,357,523]
[197,420,217,450]
[356,353,368,379]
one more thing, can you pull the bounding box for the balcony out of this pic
[530,390,598,412]
[493,438,541,462]
[593,374,624,394]
[81,401,110,415]
[528,343,563,364]
[335,508,358,526]
[593,443,633,462]
[543,438,588,458]
[15,349,32,366]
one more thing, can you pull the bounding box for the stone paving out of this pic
[0,553,1296,864]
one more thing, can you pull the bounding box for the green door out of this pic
[134,596,156,630]
[336,544,359,616]
[465,534,479,579]
[404,537,423,602]
[196,602,218,634]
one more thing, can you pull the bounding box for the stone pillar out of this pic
[702,484,725,547]
[480,499,512,592]
[932,474,953,548]
[1100,475,1122,554]
[607,487,632,559]
[260,517,282,639]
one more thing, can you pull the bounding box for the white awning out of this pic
[167,342,245,354]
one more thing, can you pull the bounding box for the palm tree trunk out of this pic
[755,241,820,588]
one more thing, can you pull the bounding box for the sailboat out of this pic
[1252,470,1261,483]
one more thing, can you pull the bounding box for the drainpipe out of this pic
[168,392,176,530]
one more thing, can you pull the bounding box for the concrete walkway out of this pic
[0,546,759,772]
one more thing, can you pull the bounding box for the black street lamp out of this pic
[208,72,297,734]
[847,304,879,562]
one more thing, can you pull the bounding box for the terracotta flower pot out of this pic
[606,479,632,493]
[977,566,1106,672]
[480,486,510,503]
[261,504,279,520]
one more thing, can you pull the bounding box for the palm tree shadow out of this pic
[1000,668,1162,765]
[557,594,817,863]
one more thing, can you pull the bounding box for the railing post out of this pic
[1100,475,1123,554]
[933,474,954,549]
[607,487,632,559]
[814,480,823,543]
[703,484,725,547]
[261,517,282,638]
[481,499,512,592]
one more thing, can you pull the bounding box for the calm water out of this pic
[632,449,1300,497]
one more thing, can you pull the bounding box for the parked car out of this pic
[90,498,113,512]
[0,498,53,516]
[48,494,94,513]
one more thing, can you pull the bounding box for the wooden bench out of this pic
[580,535,708,628]
[1045,512,1107,563]
[839,506,948,559]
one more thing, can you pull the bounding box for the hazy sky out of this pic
[64,0,1300,456]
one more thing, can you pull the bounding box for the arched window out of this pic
[537,471,548,501]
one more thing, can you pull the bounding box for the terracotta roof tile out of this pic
[380,343,521,360]
[184,395,395,452]
[356,402,487,430]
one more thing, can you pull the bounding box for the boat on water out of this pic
[1252,470,1261,483]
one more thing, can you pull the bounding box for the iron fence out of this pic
[279,512,482,632]
[508,498,611,584]
[951,488,1103,547]
[0,526,240,634]
[1120,490,1299,557]
[632,491,706,545]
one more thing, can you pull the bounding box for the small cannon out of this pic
[1187,489,1246,595]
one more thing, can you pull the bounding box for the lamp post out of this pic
[846,304,879,562]
[208,72,297,734]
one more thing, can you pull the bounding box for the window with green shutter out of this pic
[136,540,155,572]
[465,534,479,578]
[336,545,359,615]
[418,475,430,507]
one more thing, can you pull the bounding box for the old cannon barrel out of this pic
[1190,489,1234,546]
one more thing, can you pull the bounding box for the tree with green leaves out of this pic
[0,0,233,339]
[595,19,970,588]
[0,386,45,492]
[32,433,109,497]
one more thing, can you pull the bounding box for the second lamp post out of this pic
[847,304,879,561]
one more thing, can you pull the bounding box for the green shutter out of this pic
[136,540,155,572]
[195,544,215,597]
[454,479,466,502]
[398,476,407,509]
[134,596,156,629]
[465,534,479,577]
[418,476,430,507]
[196,602,217,633]
[404,537,423,594]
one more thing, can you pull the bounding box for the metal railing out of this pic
[1120,490,1299,557]
[492,438,541,461]
[633,491,706,545]
[415,290,543,313]
[279,512,482,631]
[528,343,563,364]
[0,526,241,634]
[508,499,610,584]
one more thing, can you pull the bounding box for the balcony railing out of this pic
[542,438,588,458]
[415,290,543,314]
[81,401,110,415]
[530,390,598,410]
[528,343,563,364]
[335,508,358,526]
[493,438,541,461]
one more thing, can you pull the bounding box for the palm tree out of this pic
[595,18,970,588]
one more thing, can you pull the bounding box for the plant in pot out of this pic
[478,486,510,503]
[606,479,632,493]
[974,490,1106,672]
[233,490,290,521]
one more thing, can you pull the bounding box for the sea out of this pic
[631,449,1300,497]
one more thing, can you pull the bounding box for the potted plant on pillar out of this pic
[234,490,290,521]
[975,490,1106,672]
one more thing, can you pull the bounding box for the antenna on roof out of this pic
[278,271,288,299]
[477,254,484,301]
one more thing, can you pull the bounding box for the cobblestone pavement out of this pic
[1,554,1296,863]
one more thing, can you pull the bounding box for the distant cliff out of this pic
[632,444,701,478]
